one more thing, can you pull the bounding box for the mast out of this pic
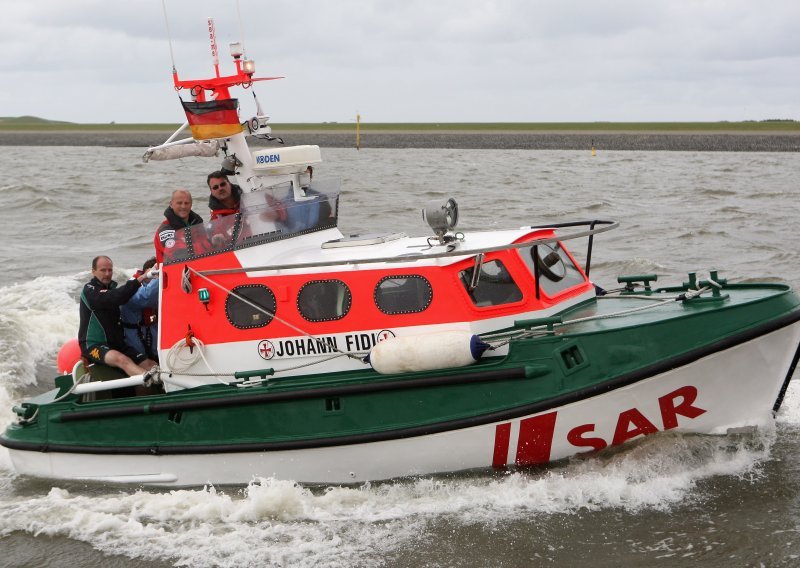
[171,18,283,190]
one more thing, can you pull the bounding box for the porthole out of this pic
[225,284,276,329]
[374,275,433,315]
[297,280,352,322]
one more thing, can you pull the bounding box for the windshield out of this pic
[237,178,340,247]
[162,178,340,264]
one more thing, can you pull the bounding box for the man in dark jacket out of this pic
[78,255,158,378]
[154,189,204,263]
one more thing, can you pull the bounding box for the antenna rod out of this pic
[252,91,265,116]
[208,17,220,77]
[161,0,177,73]
[236,0,248,59]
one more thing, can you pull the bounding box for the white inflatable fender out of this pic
[367,330,490,375]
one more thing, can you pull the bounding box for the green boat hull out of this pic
[3,283,800,485]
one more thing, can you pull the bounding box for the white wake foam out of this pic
[0,274,82,390]
[776,379,800,426]
[0,428,774,568]
[0,273,83,476]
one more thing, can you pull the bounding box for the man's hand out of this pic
[138,267,159,282]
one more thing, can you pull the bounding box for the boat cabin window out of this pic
[519,243,585,296]
[297,280,352,322]
[460,259,523,307]
[225,284,277,329]
[374,275,433,315]
[236,180,339,248]
[163,214,240,264]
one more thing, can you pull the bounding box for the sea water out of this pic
[0,147,799,567]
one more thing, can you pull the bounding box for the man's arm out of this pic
[83,279,142,310]
[124,278,159,310]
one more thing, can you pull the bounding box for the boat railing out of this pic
[196,219,618,277]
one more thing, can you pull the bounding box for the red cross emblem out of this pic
[377,330,396,342]
[258,340,276,360]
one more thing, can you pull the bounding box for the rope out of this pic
[161,333,371,387]
[163,336,233,385]
[481,286,714,349]
[187,267,365,362]
[161,0,177,74]
[18,371,95,421]
[164,268,722,383]
[680,285,712,301]
[52,372,91,402]
[598,293,683,301]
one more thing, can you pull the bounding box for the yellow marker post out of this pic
[591,138,596,157]
[356,113,361,150]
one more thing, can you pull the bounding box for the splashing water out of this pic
[1,147,799,566]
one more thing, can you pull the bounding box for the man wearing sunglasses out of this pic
[207,171,243,220]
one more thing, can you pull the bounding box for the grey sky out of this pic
[2,0,798,123]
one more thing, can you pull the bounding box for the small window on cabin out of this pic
[374,275,433,315]
[460,259,523,307]
[520,242,585,296]
[225,284,276,329]
[298,280,352,322]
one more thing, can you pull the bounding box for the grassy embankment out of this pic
[1,116,799,132]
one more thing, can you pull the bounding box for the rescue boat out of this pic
[3,20,800,487]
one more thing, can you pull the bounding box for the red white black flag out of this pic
[181,98,243,140]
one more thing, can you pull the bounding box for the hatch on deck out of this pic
[322,233,407,248]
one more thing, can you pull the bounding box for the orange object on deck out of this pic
[56,338,81,375]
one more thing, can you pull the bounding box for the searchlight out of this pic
[423,198,459,244]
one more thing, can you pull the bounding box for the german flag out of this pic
[182,98,243,140]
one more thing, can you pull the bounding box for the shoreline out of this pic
[0,130,799,151]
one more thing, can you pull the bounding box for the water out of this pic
[1,146,800,567]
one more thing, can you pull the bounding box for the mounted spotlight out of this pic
[220,154,243,175]
[422,198,459,244]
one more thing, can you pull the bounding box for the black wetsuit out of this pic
[78,276,142,361]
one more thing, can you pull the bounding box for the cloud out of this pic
[1,0,798,123]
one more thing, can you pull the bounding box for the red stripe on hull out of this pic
[492,422,511,468]
[515,412,557,466]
